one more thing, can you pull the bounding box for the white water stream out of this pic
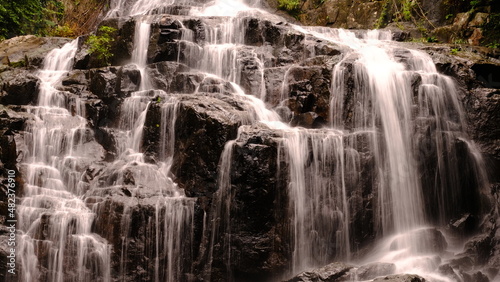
[15,0,489,281]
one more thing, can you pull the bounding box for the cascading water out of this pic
[92,4,196,282]
[15,0,490,281]
[17,40,111,281]
[180,2,488,281]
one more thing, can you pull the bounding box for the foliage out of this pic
[426,36,438,42]
[482,13,500,48]
[50,24,77,38]
[401,0,414,21]
[450,48,459,55]
[375,0,434,31]
[10,59,27,68]
[277,0,301,12]
[453,38,467,44]
[375,0,391,29]
[0,0,64,40]
[86,25,117,66]
[486,42,500,48]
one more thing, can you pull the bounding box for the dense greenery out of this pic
[86,25,117,66]
[0,0,64,40]
[277,0,301,14]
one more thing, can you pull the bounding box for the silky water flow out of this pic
[15,0,489,281]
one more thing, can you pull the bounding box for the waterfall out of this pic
[15,0,490,281]
[18,40,111,282]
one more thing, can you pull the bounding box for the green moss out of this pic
[9,59,27,68]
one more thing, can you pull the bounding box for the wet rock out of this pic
[0,70,39,105]
[145,61,190,92]
[463,234,493,265]
[169,72,204,94]
[89,66,120,99]
[284,262,354,282]
[447,256,475,272]
[167,94,252,197]
[460,270,490,282]
[0,106,28,133]
[149,18,183,63]
[464,88,500,161]
[438,264,462,281]
[291,111,323,128]
[222,125,289,281]
[372,274,426,282]
[117,64,141,94]
[0,35,71,68]
[88,186,195,282]
[280,66,332,126]
[356,262,396,280]
[197,76,235,95]
[449,213,478,234]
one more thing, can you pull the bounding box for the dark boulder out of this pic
[147,61,191,91]
[192,124,289,282]
[372,274,427,282]
[464,88,500,163]
[0,70,39,105]
[284,262,354,282]
[278,66,332,127]
[163,94,252,197]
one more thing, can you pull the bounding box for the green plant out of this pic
[486,42,500,49]
[9,59,26,68]
[277,0,301,12]
[86,25,117,66]
[401,0,414,21]
[445,13,454,20]
[375,0,390,28]
[469,0,480,10]
[426,36,438,43]
[450,48,459,55]
[50,24,76,37]
[0,0,65,40]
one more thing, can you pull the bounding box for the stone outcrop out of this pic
[284,262,354,282]
[0,35,71,68]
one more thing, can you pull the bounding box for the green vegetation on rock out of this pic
[277,0,302,13]
[86,25,117,67]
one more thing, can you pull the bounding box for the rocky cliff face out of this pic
[265,0,500,47]
[0,1,500,282]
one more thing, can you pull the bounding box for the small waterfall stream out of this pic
[14,0,490,281]
[18,40,111,281]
